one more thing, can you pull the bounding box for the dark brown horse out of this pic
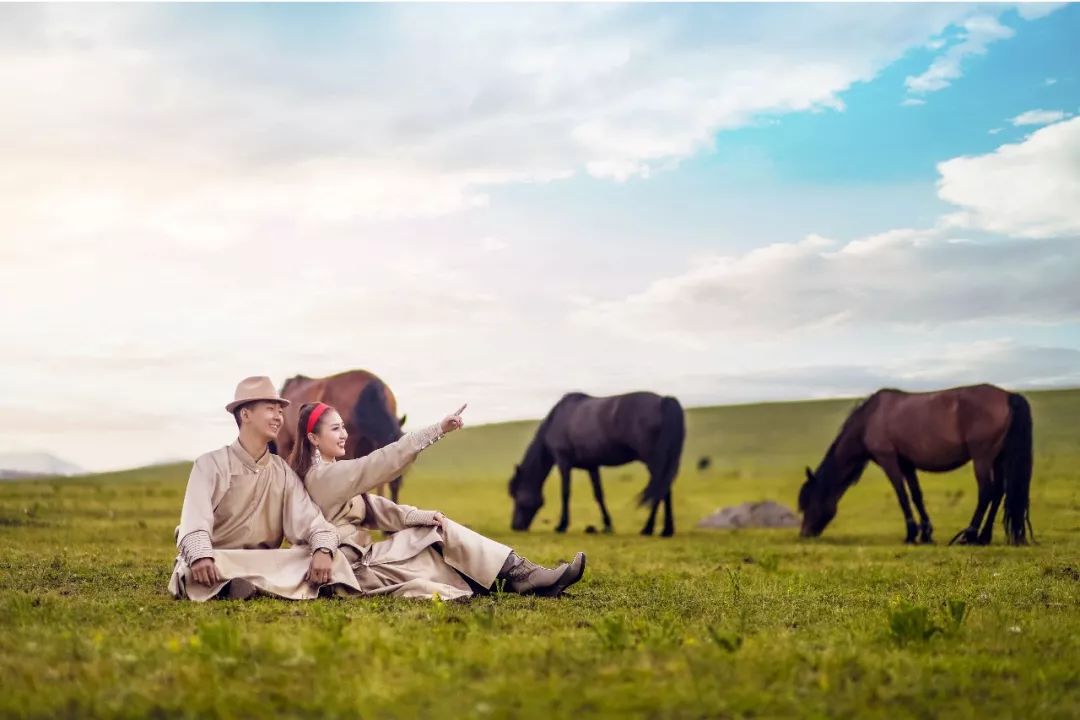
[509,392,685,537]
[275,370,407,502]
[798,384,1033,545]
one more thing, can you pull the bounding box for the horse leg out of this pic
[977,466,1005,545]
[641,499,659,536]
[390,476,402,504]
[640,463,664,536]
[587,467,613,533]
[949,459,993,546]
[555,464,571,533]
[879,455,918,544]
[899,457,933,543]
[660,490,675,537]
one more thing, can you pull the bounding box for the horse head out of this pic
[798,466,838,537]
[509,463,544,531]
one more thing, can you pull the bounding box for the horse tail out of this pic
[1000,392,1034,545]
[638,396,685,506]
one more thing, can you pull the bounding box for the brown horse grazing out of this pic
[798,384,1034,546]
[275,370,407,502]
[509,392,685,537]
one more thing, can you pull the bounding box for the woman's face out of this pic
[310,409,348,459]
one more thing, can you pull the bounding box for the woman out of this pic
[291,401,586,600]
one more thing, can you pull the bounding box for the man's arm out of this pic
[281,464,340,586]
[282,464,339,555]
[303,424,444,510]
[177,455,221,585]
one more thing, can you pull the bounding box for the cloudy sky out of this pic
[1,3,1078,472]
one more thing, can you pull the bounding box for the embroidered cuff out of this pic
[407,423,444,453]
[405,509,439,527]
[179,530,214,565]
[309,529,338,557]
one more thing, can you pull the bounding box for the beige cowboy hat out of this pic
[225,376,291,413]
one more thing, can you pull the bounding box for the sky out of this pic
[1,2,1078,472]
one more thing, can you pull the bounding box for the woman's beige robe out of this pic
[304,427,512,600]
[168,440,361,601]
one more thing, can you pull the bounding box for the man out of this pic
[168,376,361,601]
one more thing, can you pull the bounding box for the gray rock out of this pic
[697,501,799,529]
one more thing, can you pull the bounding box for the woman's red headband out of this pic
[307,403,331,434]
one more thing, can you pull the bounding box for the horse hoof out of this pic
[660,530,675,538]
[949,528,978,546]
[640,528,654,536]
[602,526,614,535]
[554,526,568,534]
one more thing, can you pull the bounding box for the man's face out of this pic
[242,401,285,441]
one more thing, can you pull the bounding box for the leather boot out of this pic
[498,552,569,595]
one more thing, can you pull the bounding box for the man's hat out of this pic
[226,376,291,413]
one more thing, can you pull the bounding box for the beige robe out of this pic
[304,429,512,600]
[168,440,361,601]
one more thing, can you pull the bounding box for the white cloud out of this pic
[572,231,1080,343]
[0,3,983,211]
[1044,77,1058,86]
[904,14,1014,95]
[573,124,1080,343]
[1010,108,1070,126]
[674,340,1080,405]
[1016,3,1068,21]
[988,127,1003,134]
[902,98,927,107]
[939,117,1080,238]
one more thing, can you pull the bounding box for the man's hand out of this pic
[433,511,447,529]
[306,549,333,586]
[191,557,222,586]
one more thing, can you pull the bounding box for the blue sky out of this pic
[0,3,1078,471]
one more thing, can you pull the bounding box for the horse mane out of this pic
[351,377,400,444]
[817,392,882,484]
[509,399,571,496]
[528,393,586,438]
[280,375,310,394]
[836,388,902,435]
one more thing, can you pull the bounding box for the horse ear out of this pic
[805,467,816,484]
[399,414,407,427]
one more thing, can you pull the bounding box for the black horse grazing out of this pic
[509,392,686,537]
[798,384,1033,545]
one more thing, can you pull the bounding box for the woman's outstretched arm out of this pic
[305,424,444,508]
[304,405,466,511]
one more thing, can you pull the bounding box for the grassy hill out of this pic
[1,389,1077,718]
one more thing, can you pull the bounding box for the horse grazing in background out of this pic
[509,392,685,537]
[798,384,1034,546]
[275,370,407,502]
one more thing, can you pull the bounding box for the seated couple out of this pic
[168,376,586,602]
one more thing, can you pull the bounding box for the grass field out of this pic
[1,390,1078,719]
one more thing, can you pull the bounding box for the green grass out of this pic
[1,389,1078,719]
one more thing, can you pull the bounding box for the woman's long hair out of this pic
[288,402,338,478]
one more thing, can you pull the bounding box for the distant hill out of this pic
[0,452,84,480]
